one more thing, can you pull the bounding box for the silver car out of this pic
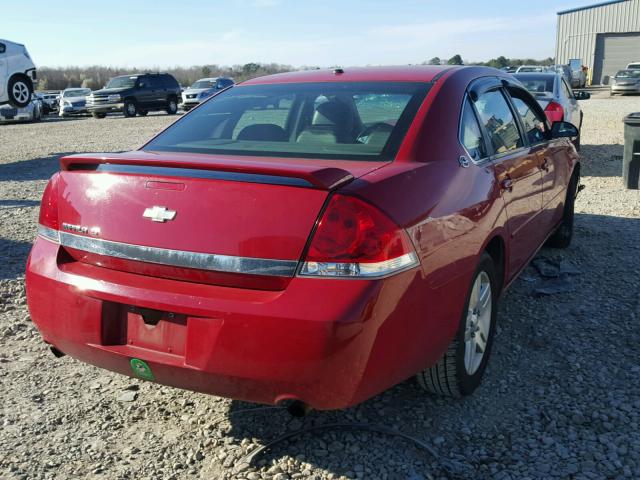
[610,69,640,96]
[0,94,43,123]
[59,88,91,117]
[514,72,590,150]
[181,77,234,111]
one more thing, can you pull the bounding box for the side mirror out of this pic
[575,91,590,100]
[551,121,579,139]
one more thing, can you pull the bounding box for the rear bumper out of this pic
[611,85,640,93]
[26,237,459,409]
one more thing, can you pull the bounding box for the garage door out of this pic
[593,32,640,85]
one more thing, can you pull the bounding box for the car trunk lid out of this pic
[55,151,385,290]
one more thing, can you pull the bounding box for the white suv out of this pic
[0,39,37,108]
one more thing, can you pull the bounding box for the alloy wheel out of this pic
[464,271,492,375]
[13,82,30,104]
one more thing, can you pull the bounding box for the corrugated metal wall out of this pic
[555,0,640,84]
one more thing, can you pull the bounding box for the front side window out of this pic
[473,90,523,155]
[144,82,431,161]
[459,100,487,161]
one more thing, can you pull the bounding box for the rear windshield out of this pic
[144,82,431,161]
[514,75,555,95]
[616,70,640,78]
[191,80,217,89]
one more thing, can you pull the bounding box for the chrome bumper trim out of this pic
[53,231,299,277]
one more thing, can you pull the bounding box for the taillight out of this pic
[544,101,564,125]
[37,173,60,243]
[299,194,418,278]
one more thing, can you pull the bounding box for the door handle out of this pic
[501,178,513,192]
[541,158,550,172]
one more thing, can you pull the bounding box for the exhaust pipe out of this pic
[49,346,65,358]
[285,400,312,417]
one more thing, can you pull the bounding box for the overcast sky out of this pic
[5,0,593,68]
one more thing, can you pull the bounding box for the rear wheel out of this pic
[8,75,32,108]
[166,98,178,115]
[123,100,137,117]
[417,252,498,397]
[546,171,578,249]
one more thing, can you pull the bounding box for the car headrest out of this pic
[314,100,351,127]
[237,124,288,142]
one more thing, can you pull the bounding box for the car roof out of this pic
[242,66,458,85]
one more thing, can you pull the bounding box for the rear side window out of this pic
[459,100,487,161]
[144,82,431,162]
[473,90,523,155]
[163,75,179,88]
[0,43,5,54]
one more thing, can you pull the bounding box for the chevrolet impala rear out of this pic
[26,67,579,410]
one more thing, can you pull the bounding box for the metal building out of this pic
[555,0,640,85]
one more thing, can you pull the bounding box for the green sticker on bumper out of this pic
[130,358,154,380]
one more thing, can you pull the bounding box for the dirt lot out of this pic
[1,95,639,480]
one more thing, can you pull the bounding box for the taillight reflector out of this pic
[299,194,418,278]
[544,101,564,125]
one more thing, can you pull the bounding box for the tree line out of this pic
[36,56,557,91]
[425,55,555,68]
[36,62,299,91]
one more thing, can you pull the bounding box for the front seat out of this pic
[297,99,356,144]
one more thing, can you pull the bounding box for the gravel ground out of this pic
[1,96,639,480]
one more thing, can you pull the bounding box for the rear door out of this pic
[471,82,544,277]
[136,77,156,108]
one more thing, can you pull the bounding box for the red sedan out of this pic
[26,66,580,411]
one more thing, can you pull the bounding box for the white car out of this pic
[0,95,43,123]
[59,88,91,117]
[627,62,640,70]
[181,77,234,111]
[515,65,548,74]
[0,39,37,108]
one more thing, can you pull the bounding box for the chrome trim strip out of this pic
[58,232,298,277]
[37,225,60,243]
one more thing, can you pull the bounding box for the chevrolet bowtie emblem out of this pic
[143,206,177,223]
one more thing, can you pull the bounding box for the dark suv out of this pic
[87,73,181,118]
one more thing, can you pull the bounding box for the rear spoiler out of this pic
[60,152,354,190]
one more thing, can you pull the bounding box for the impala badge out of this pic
[143,206,177,223]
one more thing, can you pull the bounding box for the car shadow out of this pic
[212,211,640,479]
[0,152,76,183]
[579,143,625,178]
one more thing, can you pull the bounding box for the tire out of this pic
[123,100,137,117]
[166,98,178,115]
[546,171,578,249]
[417,252,498,397]
[7,75,32,108]
[92,112,106,119]
[138,110,148,116]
